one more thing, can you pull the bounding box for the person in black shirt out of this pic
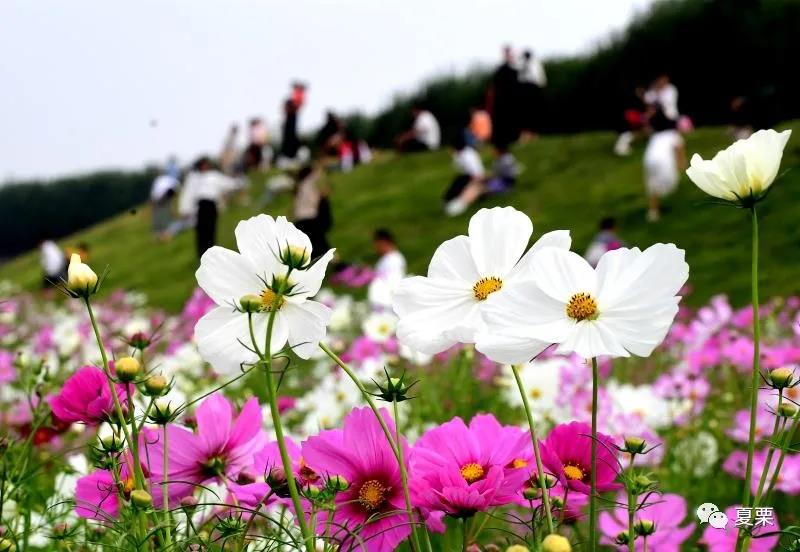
[486,46,521,149]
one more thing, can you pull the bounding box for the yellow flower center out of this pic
[563,463,586,481]
[358,479,387,511]
[510,458,528,469]
[473,277,503,301]
[260,289,285,312]
[530,388,542,399]
[566,292,598,321]
[460,462,485,483]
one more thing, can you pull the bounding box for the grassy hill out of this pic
[3,122,800,312]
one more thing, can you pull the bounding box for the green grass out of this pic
[3,122,800,311]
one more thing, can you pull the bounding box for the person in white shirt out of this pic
[178,156,241,259]
[645,74,679,121]
[518,49,547,139]
[150,172,180,237]
[40,240,66,286]
[396,103,440,152]
[368,229,407,309]
[443,136,486,217]
[644,108,686,222]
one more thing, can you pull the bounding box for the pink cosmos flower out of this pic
[700,506,779,551]
[49,366,132,425]
[302,407,412,552]
[139,394,267,507]
[0,350,16,384]
[599,493,695,551]
[727,408,774,444]
[723,449,800,495]
[540,422,621,495]
[410,414,531,522]
[76,467,130,521]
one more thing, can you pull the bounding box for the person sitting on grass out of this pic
[396,102,440,153]
[443,135,485,217]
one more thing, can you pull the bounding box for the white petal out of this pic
[556,320,629,359]
[393,276,481,354]
[742,129,791,193]
[287,248,335,302]
[274,216,314,257]
[530,247,597,302]
[196,247,261,306]
[600,299,679,356]
[428,235,480,282]
[195,306,264,375]
[467,207,533,276]
[507,229,572,281]
[475,331,551,365]
[284,301,331,359]
[234,215,283,276]
[482,279,573,343]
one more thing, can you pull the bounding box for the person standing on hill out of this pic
[518,49,547,140]
[368,228,407,309]
[178,156,241,260]
[40,239,66,287]
[646,73,679,121]
[643,108,686,222]
[293,164,332,255]
[486,45,521,150]
[280,82,306,162]
[396,102,441,153]
[220,123,241,175]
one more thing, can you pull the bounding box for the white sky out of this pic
[0,0,652,180]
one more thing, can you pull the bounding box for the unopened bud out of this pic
[267,467,290,498]
[614,531,632,546]
[51,523,69,539]
[327,475,349,492]
[144,374,168,396]
[770,367,794,389]
[778,403,798,418]
[236,469,256,485]
[129,331,151,350]
[180,496,199,510]
[115,357,140,382]
[623,436,647,455]
[281,245,311,269]
[130,489,152,508]
[542,534,572,552]
[148,399,175,425]
[504,546,530,552]
[635,519,656,536]
[0,539,15,552]
[522,486,541,500]
[631,474,655,494]
[304,484,322,499]
[239,294,262,313]
[67,254,98,295]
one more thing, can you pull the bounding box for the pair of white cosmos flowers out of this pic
[193,128,790,372]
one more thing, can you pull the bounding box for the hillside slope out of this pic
[3,122,800,312]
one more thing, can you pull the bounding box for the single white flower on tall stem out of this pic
[477,243,689,551]
[685,127,791,552]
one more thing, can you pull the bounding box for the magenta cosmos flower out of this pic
[410,414,531,525]
[302,407,412,552]
[540,421,621,495]
[75,461,135,521]
[50,365,132,425]
[139,393,267,506]
[700,506,779,551]
[599,493,695,551]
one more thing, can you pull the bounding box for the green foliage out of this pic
[0,169,155,257]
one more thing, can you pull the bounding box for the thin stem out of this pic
[510,364,555,534]
[249,312,313,552]
[764,411,800,498]
[462,517,468,552]
[318,342,420,552]
[393,398,422,552]
[162,424,172,549]
[627,455,636,552]
[753,393,783,505]
[589,357,599,552]
[737,208,761,552]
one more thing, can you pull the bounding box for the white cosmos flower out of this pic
[500,358,569,423]
[686,128,791,203]
[362,311,398,343]
[477,243,688,361]
[195,215,334,374]
[392,206,571,355]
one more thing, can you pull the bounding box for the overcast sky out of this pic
[0,0,653,180]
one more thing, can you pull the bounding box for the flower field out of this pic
[2,130,800,551]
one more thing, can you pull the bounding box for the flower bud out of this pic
[304,484,322,499]
[614,531,632,546]
[267,467,290,498]
[67,254,98,296]
[631,474,655,494]
[180,496,199,510]
[99,431,125,454]
[0,539,15,552]
[148,399,175,425]
[51,523,69,539]
[130,489,152,508]
[770,367,794,389]
[623,436,647,455]
[281,245,311,270]
[115,357,140,382]
[236,469,256,485]
[550,496,564,509]
[144,374,168,396]
[327,475,349,492]
[778,403,798,418]
[635,519,657,536]
[239,294,262,313]
[522,486,541,500]
[542,534,572,552]
[128,331,151,350]
[504,546,530,552]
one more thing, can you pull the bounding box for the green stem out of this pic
[462,517,469,552]
[764,411,800,498]
[162,424,172,549]
[248,313,313,552]
[753,393,783,505]
[627,460,636,552]
[589,357,599,552]
[737,208,761,552]
[510,364,555,534]
[318,342,421,552]
[393,397,422,552]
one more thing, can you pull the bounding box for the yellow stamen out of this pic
[260,288,285,312]
[473,277,503,301]
[563,464,585,481]
[510,458,528,469]
[566,292,598,321]
[530,388,543,399]
[460,462,485,483]
[358,479,387,511]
